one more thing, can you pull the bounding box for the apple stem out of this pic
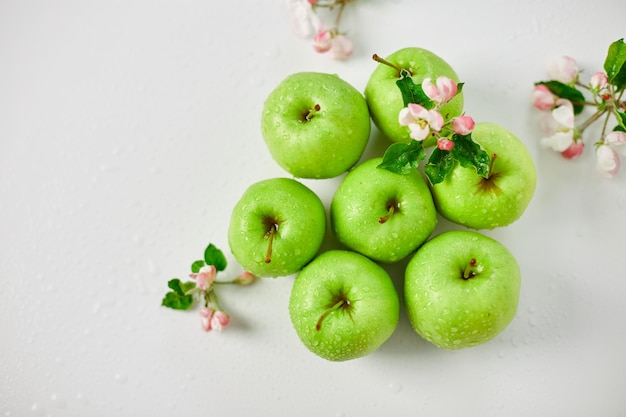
[315,298,349,331]
[305,104,321,121]
[264,224,278,264]
[378,202,397,224]
[488,153,498,177]
[463,258,478,280]
[372,54,410,77]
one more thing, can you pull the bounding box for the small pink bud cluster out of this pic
[398,76,475,151]
[287,0,355,60]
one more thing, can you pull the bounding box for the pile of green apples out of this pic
[227,47,537,361]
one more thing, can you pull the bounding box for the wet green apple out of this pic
[228,178,326,278]
[289,250,399,361]
[261,72,371,179]
[330,157,437,263]
[404,230,521,350]
[364,47,463,143]
[431,122,537,230]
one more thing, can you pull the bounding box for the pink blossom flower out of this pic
[532,84,556,110]
[547,55,579,84]
[589,71,608,93]
[312,29,332,53]
[540,99,576,152]
[287,0,322,38]
[399,103,444,141]
[210,311,230,332]
[422,77,458,105]
[437,139,454,151]
[605,131,626,156]
[452,115,475,135]
[596,144,620,177]
[561,141,584,159]
[200,307,215,332]
[329,34,353,60]
[189,265,216,291]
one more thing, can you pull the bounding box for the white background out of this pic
[1,1,625,416]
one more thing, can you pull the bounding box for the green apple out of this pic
[289,250,400,361]
[364,47,463,143]
[404,230,521,350]
[431,122,537,230]
[261,72,371,179]
[228,178,326,278]
[330,157,437,263]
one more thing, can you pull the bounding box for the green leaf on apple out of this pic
[604,38,626,91]
[424,148,455,185]
[534,80,586,115]
[450,133,492,178]
[162,278,196,310]
[377,140,426,174]
[204,243,227,271]
[395,69,435,109]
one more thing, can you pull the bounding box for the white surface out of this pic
[1,1,625,416]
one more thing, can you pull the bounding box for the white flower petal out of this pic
[541,131,573,152]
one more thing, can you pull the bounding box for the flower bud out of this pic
[547,55,579,84]
[560,141,584,159]
[596,145,620,178]
[532,84,556,110]
[589,71,608,93]
[312,30,332,53]
[452,115,475,135]
[211,311,230,332]
[437,139,454,151]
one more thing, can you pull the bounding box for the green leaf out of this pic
[204,243,227,271]
[377,141,426,175]
[424,148,456,185]
[191,260,205,273]
[396,69,435,109]
[614,110,626,131]
[535,81,586,115]
[162,278,195,310]
[450,134,491,178]
[604,38,626,90]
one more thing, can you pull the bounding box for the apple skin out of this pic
[431,122,537,230]
[227,178,326,278]
[289,250,400,361]
[364,47,463,143]
[404,230,521,350]
[261,72,371,179]
[330,157,438,263]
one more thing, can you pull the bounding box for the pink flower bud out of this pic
[329,34,353,60]
[605,131,626,156]
[437,139,454,151]
[452,115,475,135]
[532,84,556,110]
[189,265,216,291]
[596,145,620,177]
[200,307,215,332]
[560,141,584,159]
[547,56,579,84]
[422,76,457,104]
[589,71,608,93]
[210,311,230,332]
[236,271,256,286]
[312,30,332,53]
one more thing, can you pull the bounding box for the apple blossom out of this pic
[287,0,322,38]
[210,311,230,332]
[560,141,584,159]
[437,139,454,151]
[312,30,332,52]
[200,307,215,332]
[399,103,444,141]
[235,271,257,286]
[532,84,556,110]
[422,77,457,105]
[589,71,608,94]
[189,265,216,290]
[604,131,626,156]
[540,99,576,152]
[547,55,579,84]
[329,34,353,60]
[596,144,620,177]
[452,115,475,135]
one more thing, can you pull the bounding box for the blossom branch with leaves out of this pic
[532,38,626,178]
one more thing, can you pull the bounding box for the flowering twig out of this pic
[373,56,490,185]
[161,243,256,333]
[532,38,626,177]
[287,0,357,60]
